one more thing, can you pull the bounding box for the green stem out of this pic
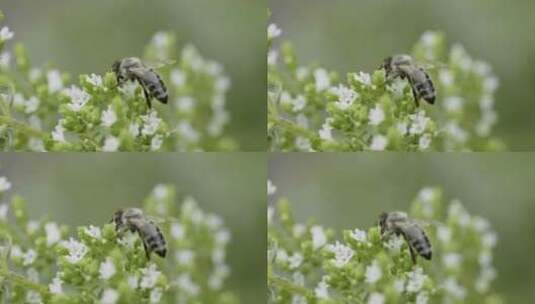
[268,116,316,138]
[0,268,51,296]
[268,274,314,298]
[0,115,47,138]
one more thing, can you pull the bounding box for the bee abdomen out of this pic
[145,231,167,258]
[411,236,432,260]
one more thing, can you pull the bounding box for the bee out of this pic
[112,208,167,260]
[112,57,168,109]
[378,211,432,264]
[381,54,436,106]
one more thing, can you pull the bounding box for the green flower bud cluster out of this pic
[268,184,502,304]
[268,23,505,151]
[0,10,237,151]
[0,178,238,303]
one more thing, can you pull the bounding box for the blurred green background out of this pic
[1,0,266,150]
[269,153,535,302]
[1,153,266,303]
[270,0,535,150]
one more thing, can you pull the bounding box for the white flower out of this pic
[0,51,10,68]
[318,118,334,141]
[28,138,45,152]
[416,291,429,304]
[445,121,468,143]
[406,267,427,293]
[140,264,161,289]
[0,26,14,41]
[0,204,8,220]
[443,96,463,112]
[175,96,195,112]
[178,121,200,143]
[275,249,289,264]
[118,81,137,98]
[397,122,408,136]
[483,76,499,93]
[288,252,303,269]
[383,235,404,253]
[442,277,466,299]
[87,73,102,87]
[267,180,277,196]
[350,229,367,243]
[292,224,306,238]
[102,136,120,152]
[368,292,385,304]
[150,135,164,151]
[409,110,429,135]
[150,288,163,303]
[100,288,119,304]
[437,225,452,244]
[25,291,42,304]
[370,135,388,151]
[482,231,498,248]
[128,123,140,137]
[315,276,330,299]
[141,110,162,135]
[83,225,102,239]
[368,105,385,126]
[291,95,306,112]
[170,69,186,86]
[365,260,382,284]
[268,23,282,40]
[394,279,405,293]
[152,32,169,48]
[215,76,231,92]
[310,225,327,250]
[0,176,11,192]
[331,84,358,110]
[442,252,462,269]
[439,69,454,86]
[296,114,309,128]
[314,68,330,92]
[61,238,88,264]
[101,106,117,127]
[355,71,372,86]
[24,96,40,114]
[326,241,354,268]
[175,250,195,266]
[421,31,439,48]
[22,249,37,266]
[474,61,492,76]
[387,78,407,98]
[177,273,200,295]
[45,222,61,246]
[171,222,185,240]
[47,70,63,93]
[100,257,117,280]
[127,275,139,289]
[295,137,313,151]
[51,122,66,143]
[418,134,432,151]
[49,277,63,294]
[64,85,90,112]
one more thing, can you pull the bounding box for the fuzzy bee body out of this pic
[112,208,167,259]
[112,57,168,109]
[379,211,432,263]
[381,54,436,106]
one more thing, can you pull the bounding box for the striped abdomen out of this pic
[406,225,432,260]
[411,68,436,104]
[140,70,168,104]
[139,221,167,259]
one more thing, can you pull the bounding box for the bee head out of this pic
[379,57,392,71]
[378,212,388,235]
[111,60,121,74]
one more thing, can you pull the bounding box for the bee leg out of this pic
[408,80,420,107]
[408,245,417,264]
[142,240,151,260]
[142,88,152,109]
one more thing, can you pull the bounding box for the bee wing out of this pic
[145,59,177,70]
[415,60,447,70]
